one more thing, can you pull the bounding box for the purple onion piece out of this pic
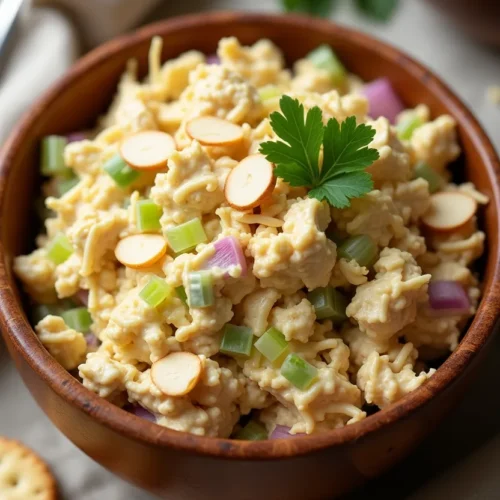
[85,333,99,349]
[269,425,303,439]
[75,289,89,307]
[125,404,156,422]
[65,132,88,143]
[203,236,247,277]
[428,280,470,315]
[206,54,220,65]
[363,78,404,124]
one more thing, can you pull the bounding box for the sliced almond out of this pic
[422,192,477,232]
[115,234,167,269]
[151,352,202,397]
[224,154,276,210]
[120,131,176,171]
[186,116,243,146]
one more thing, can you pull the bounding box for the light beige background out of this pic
[1,0,499,498]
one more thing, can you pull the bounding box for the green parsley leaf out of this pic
[355,0,399,21]
[260,95,324,186]
[310,171,373,209]
[259,96,379,209]
[321,115,380,181]
[282,0,337,17]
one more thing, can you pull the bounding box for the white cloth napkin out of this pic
[0,0,161,144]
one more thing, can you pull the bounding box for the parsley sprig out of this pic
[259,95,379,209]
[282,0,399,21]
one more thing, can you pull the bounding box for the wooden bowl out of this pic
[0,12,499,500]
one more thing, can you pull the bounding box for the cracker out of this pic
[0,437,56,500]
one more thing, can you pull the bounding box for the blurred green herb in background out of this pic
[283,0,338,17]
[283,0,399,21]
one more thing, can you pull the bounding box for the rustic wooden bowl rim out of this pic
[0,11,499,460]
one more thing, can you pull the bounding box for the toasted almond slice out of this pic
[235,213,284,227]
[186,116,244,146]
[151,352,202,396]
[120,131,176,171]
[224,154,276,210]
[115,234,167,269]
[422,192,477,232]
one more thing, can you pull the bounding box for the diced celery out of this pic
[46,233,73,265]
[220,324,254,357]
[41,136,71,177]
[280,353,318,390]
[396,114,422,141]
[57,175,80,196]
[338,235,377,268]
[136,199,162,232]
[175,285,188,304]
[188,271,214,308]
[61,307,92,333]
[234,420,268,441]
[307,287,348,322]
[258,85,280,102]
[103,154,141,188]
[139,276,173,308]
[165,218,207,254]
[307,44,346,86]
[413,161,444,194]
[254,327,289,363]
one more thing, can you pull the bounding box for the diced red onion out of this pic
[428,280,470,315]
[363,78,404,124]
[75,289,89,307]
[269,425,304,439]
[206,54,220,65]
[203,236,247,277]
[125,404,156,422]
[65,132,88,143]
[85,333,99,348]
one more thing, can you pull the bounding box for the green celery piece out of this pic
[175,285,188,304]
[337,234,377,268]
[307,287,348,322]
[234,420,268,441]
[280,353,318,390]
[46,233,73,265]
[258,85,280,102]
[307,44,346,86]
[41,135,72,177]
[139,276,173,308]
[61,307,92,333]
[188,271,214,308]
[165,218,207,254]
[413,162,444,194]
[254,327,289,363]
[103,154,141,188]
[57,175,80,196]
[396,114,422,141]
[220,324,254,357]
[136,199,162,232]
